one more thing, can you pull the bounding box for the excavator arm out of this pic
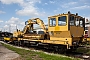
[22,24,31,34]
[28,18,47,33]
[13,18,47,37]
[13,24,33,37]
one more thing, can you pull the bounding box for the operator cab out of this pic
[48,11,85,37]
[69,13,85,27]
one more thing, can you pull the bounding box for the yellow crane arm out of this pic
[13,24,32,37]
[13,18,47,37]
[28,18,47,33]
[22,25,30,34]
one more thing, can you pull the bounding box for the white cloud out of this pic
[0,0,45,17]
[0,10,5,14]
[61,2,77,8]
[16,6,39,16]
[6,17,20,24]
[0,0,24,4]
[16,0,43,17]
[68,2,77,5]
[0,20,3,22]
[0,20,4,31]
[3,25,8,28]
[45,3,48,5]
[79,0,90,4]
[4,17,25,32]
[38,1,41,3]
[49,1,55,3]
[3,25,9,32]
[70,5,90,10]
[54,8,62,13]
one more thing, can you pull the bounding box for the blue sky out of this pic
[0,0,90,32]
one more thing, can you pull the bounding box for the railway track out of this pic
[65,51,90,60]
[28,45,90,60]
[1,41,90,60]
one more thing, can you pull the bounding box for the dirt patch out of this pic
[0,42,20,60]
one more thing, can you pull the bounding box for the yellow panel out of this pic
[86,38,90,41]
[55,26,60,31]
[70,26,84,37]
[38,38,72,46]
[48,14,68,31]
[4,37,10,41]
[55,32,71,37]
[48,26,68,31]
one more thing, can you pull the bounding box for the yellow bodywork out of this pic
[86,38,90,41]
[4,37,10,41]
[47,13,85,48]
[20,12,85,49]
[23,34,45,40]
[13,18,48,39]
[4,37,17,41]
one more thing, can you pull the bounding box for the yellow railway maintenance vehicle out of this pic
[19,11,85,51]
[4,11,85,52]
[2,32,13,42]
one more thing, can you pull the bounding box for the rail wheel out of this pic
[19,40,25,47]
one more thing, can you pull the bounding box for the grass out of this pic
[1,43,80,60]
[76,46,90,54]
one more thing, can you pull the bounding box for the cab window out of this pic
[75,18,79,26]
[58,16,66,26]
[80,18,83,27]
[70,16,74,25]
[49,18,56,26]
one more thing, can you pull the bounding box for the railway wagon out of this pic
[4,11,85,51]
